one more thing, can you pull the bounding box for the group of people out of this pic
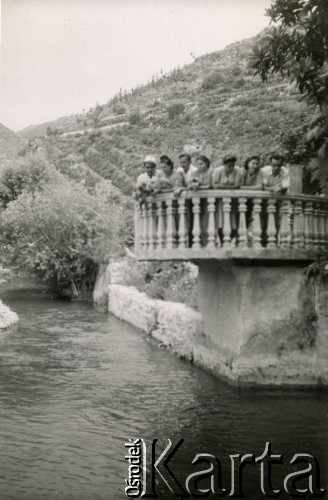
[135,152,290,199]
[135,151,291,246]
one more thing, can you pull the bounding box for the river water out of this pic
[0,287,327,500]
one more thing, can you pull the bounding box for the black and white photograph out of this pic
[0,0,328,498]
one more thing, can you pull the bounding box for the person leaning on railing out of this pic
[134,154,159,206]
[155,155,178,238]
[261,153,290,246]
[262,153,290,194]
[240,156,264,240]
[240,156,264,191]
[173,152,198,246]
[156,155,176,192]
[173,152,198,197]
[211,154,244,245]
[189,155,213,245]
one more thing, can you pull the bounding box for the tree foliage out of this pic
[0,181,130,299]
[252,0,328,108]
[251,0,328,189]
[0,151,62,207]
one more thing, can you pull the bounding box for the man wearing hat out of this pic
[135,155,161,206]
[212,154,243,189]
[136,155,158,190]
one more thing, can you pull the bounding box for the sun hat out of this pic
[143,155,156,165]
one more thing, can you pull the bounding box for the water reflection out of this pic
[0,288,326,499]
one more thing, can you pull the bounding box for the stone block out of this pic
[107,284,157,334]
[152,300,203,358]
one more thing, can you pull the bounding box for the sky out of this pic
[0,0,271,131]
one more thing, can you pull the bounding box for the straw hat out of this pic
[143,155,156,165]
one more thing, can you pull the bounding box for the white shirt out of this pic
[176,164,198,186]
[136,171,160,189]
[261,165,290,190]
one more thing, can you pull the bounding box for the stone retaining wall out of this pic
[96,258,328,388]
[107,284,204,361]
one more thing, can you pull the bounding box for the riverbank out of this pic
[95,257,328,388]
[0,267,19,331]
[0,300,18,330]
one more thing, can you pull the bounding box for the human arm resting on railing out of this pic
[241,184,263,190]
[212,182,241,189]
[212,166,243,190]
[264,184,288,194]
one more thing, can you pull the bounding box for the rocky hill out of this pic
[0,124,25,167]
[17,33,314,195]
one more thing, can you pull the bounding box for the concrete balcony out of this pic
[134,190,328,262]
[133,188,328,386]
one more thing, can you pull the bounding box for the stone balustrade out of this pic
[134,190,328,261]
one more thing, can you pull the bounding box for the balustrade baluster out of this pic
[192,197,201,249]
[134,203,140,253]
[166,199,174,250]
[304,201,313,250]
[266,198,277,248]
[318,204,326,250]
[323,203,328,250]
[279,199,291,248]
[172,201,178,247]
[291,200,303,249]
[178,197,187,249]
[147,200,155,250]
[237,197,247,248]
[142,203,148,251]
[207,196,216,249]
[222,197,232,247]
[138,204,144,250]
[157,200,164,250]
[313,203,320,247]
[252,198,262,248]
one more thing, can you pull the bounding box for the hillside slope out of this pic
[0,123,25,167]
[18,33,314,195]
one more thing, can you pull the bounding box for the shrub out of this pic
[233,78,245,88]
[128,110,142,125]
[167,103,185,120]
[0,181,130,299]
[126,261,199,310]
[113,103,126,115]
[0,152,62,208]
[231,65,242,77]
[202,71,225,90]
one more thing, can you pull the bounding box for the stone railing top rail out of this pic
[146,190,328,203]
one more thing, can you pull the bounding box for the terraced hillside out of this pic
[0,124,26,168]
[18,33,314,195]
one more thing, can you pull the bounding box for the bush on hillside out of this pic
[202,71,226,90]
[233,78,245,88]
[128,110,142,125]
[167,103,185,120]
[0,181,130,299]
[231,65,243,77]
[113,103,126,115]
